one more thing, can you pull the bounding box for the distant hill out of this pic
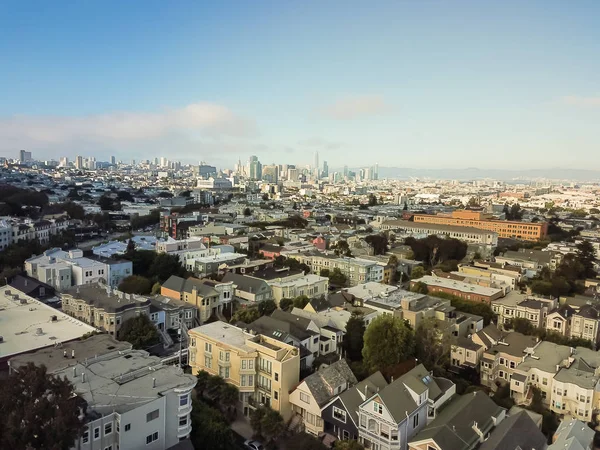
[366,167,600,182]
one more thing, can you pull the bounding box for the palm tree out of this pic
[196,370,211,398]
[207,374,226,400]
[219,383,240,420]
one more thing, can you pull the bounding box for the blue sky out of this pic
[1,1,599,169]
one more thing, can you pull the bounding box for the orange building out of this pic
[412,210,547,241]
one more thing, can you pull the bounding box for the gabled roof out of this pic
[337,372,388,426]
[301,360,358,407]
[548,418,594,450]
[9,274,53,296]
[271,309,313,331]
[409,391,505,450]
[161,275,219,297]
[248,315,316,342]
[222,272,270,293]
[479,410,546,450]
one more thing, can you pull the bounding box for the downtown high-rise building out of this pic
[111,156,116,165]
[313,151,319,178]
[19,150,32,162]
[262,164,279,183]
[248,155,262,180]
[75,155,83,169]
[322,160,329,178]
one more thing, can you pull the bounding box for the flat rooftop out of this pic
[0,288,97,361]
[417,275,503,297]
[9,334,131,373]
[190,321,256,353]
[53,349,197,414]
[63,284,150,313]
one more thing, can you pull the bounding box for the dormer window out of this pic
[373,401,383,414]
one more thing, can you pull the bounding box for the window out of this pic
[360,414,367,428]
[205,342,212,352]
[179,416,188,427]
[94,427,100,440]
[274,391,279,400]
[125,424,131,432]
[542,378,548,386]
[146,432,159,444]
[413,414,419,428]
[509,361,515,369]
[104,423,112,435]
[219,366,230,378]
[219,351,230,362]
[204,356,212,368]
[147,409,159,422]
[180,394,189,406]
[343,430,350,440]
[275,373,279,382]
[300,392,310,404]
[82,429,89,443]
[373,402,383,414]
[333,406,347,423]
[104,446,112,450]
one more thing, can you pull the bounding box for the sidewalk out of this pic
[231,411,254,440]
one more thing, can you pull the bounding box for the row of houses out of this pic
[0,216,69,249]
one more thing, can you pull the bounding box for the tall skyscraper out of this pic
[19,150,32,162]
[343,165,348,178]
[59,156,69,167]
[262,164,279,183]
[322,161,329,178]
[111,156,116,165]
[75,155,83,169]
[313,151,319,178]
[373,162,379,180]
[249,155,262,180]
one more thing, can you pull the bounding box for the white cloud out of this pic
[321,95,392,120]
[561,95,600,107]
[0,102,257,148]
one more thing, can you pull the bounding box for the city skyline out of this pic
[1,1,600,169]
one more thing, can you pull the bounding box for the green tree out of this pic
[329,268,348,286]
[365,234,389,255]
[118,275,152,295]
[334,240,351,257]
[576,240,597,278]
[125,239,136,258]
[410,266,425,279]
[148,253,186,283]
[117,314,159,349]
[0,363,84,450]
[196,370,211,397]
[151,282,161,295]
[279,298,294,311]
[286,433,328,450]
[243,207,252,216]
[343,312,366,361]
[363,315,415,372]
[293,295,310,309]
[368,194,378,206]
[335,440,365,450]
[190,399,235,450]
[231,306,260,324]
[510,317,536,335]
[411,281,429,294]
[415,318,455,371]
[207,374,227,399]
[218,383,240,420]
[258,299,277,317]
[320,268,330,277]
[259,407,285,443]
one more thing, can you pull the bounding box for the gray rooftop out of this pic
[337,372,388,427]
[548,418,594,450]
[479,410,546,450]
[302,359,358,407]
[63,283,150,313]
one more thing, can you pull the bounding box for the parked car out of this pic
[244,440,264,450]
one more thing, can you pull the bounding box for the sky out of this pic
[1,1,599,170]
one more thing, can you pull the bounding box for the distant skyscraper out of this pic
[111,156,116,165]
[19,150,32,162]
[59,156,69,167]
[262,164,279,183]
[160,156,168,167]
[322,161,328,178]
[313,151,319,178]
[288,168,299,182]
[249,155,262,180]
[343,165,348,177]
[75,155,83,169]
[373,163,379,180]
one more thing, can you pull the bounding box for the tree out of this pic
[292,295,310,309]
[368,194,378,206]
[117,314,160,349]
[190,399,235,450]
[118,275,152,295]
[259,407,285,443]
[410,266,425,280]
[196,370,211,397]
[343,312,365,361]
[510,317,536,335]
[231,306,260,324]
[365,234,389,255]
[125,239,136,257]
[279,298,294,311]
[62,202,86,220]
[207,375,227,400]
[287,433,328,450]
[335,440,365,450]
[403,202,408,211]
[0,363,84,450]
[258,299,277,317]
[576,240,597,278]
[151,282,161,295]
[415,318,455,371]
[363,315,414,372]
[334,240,352,257]
[411,281,429,294]
[219,383,240,419]
[243,207,252,216]
[467,197,480,207]
[590,208,600,215]
[148,253,186,283]
[329,268,348,286]
[98,194,121,211]
[262,193,269,201]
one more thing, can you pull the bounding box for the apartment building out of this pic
[188,322,300,420]
[288,360,358,436]
[273,309,342,356]
[544,301,600,346]
[358,364,455,450]
[492,292,558,330]
[289,253,384,286]
[222,272,273,302]
[0,218,12,249]
[61,284,151,335]
[410,275,504,305]
[480,332,539,389]
[7,217,69,245]
[510,343,600,422]
[378,219,498,247]
[161,275,234,323]
[412,210,548,241]
[268,274,329,305]
[495,248,562,277]
[457,263,521,291]
[10,336,197,450]
[450,324,504,371]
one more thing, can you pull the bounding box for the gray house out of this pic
[222,272,273,302]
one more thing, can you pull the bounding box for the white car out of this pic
[244,439,264,450]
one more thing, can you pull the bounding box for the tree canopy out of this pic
[250,407,285,443]
[258,299,277,317]
[365,234,389,255]
[0,363,83,450]
[117,314,159,349]
[415,317,455,371]
[405,236,467,268]
[190,399,235,450]
[343,312,366,361]
[363,315,415,372]
[329,267,348,286]
[118,275,152,295]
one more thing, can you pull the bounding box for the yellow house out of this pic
[188,321,300,420]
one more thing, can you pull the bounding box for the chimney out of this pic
[72,349,75,359]
[152,378,156,388]
[81,372,86,383]
[63,349,67,358]
[73,367,77,377]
